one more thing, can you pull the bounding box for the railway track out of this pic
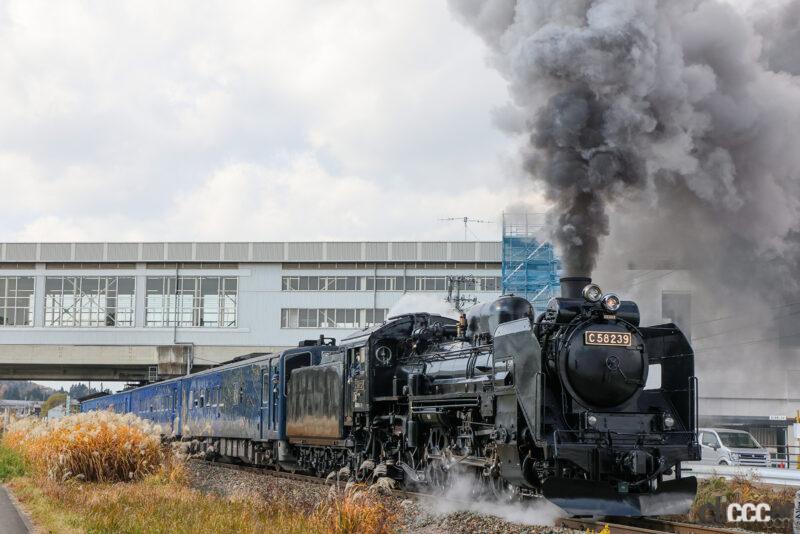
[190,460,743,534]
[557,517,744,534]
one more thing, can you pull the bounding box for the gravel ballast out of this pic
[185,461,581,534]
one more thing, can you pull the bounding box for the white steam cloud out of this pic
[427,472,566,526]
[388,294,460,319]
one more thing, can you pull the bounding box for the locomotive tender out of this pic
[81,276,700,516]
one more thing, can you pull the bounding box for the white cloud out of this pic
[17,153,545,242]
[0,0,536,242]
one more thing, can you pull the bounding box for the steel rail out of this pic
[558,517,744,534]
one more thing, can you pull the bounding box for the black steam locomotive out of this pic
[288,276,700,515]
[84,277,700,516]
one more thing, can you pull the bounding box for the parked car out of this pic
[697,428,770,467]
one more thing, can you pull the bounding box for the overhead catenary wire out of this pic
[690,309,800,343]
[690,299,800,327]
[693,329,800,352]
[627,270,676,288]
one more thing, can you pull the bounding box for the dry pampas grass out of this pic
[3,411,168,482]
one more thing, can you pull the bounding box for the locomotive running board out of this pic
[542,476,697,517]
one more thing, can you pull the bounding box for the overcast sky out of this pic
[0,0,555,244]
[0,0,767,246]
[6,0,762,391]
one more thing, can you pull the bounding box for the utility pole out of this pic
[446,276,478,312]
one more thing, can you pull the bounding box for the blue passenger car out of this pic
[179,354,267,440]
[130,380,180,435]
[80,339,338,464]
[81,390,131,414]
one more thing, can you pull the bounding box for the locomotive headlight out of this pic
[587,415,598,427]
[602,293,621,312]
[664,415,675,429]
[582,284,603,303]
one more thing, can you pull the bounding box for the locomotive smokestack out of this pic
[560,276,591,299]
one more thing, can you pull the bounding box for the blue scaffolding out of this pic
[501,213,561,311]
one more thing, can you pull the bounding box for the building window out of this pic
[0,277,34,326]
[44,276,135,327]
[281,308,388,329]
[365,276,407,291]
[281,276,364,291]
[145,276,237,327]
[280,275,501,292]
[415,276,447,291]
[475,276,501,291]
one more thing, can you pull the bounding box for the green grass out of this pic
[0,443,27,482]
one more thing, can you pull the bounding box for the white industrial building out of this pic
[0,241,502,381]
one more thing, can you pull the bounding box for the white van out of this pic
[697,428,770,467]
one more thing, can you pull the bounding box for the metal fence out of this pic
[763,444,800,469]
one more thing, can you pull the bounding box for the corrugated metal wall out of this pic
[0,241,502,263]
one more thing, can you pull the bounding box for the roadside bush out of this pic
[0,443,27,481]
[3,411,167,482]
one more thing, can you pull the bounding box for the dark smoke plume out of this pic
[449,0,800,284]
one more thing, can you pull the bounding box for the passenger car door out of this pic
[260,367,270,440]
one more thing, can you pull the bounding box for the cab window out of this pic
[347,346,365,372]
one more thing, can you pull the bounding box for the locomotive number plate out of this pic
[584,331,632,347]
